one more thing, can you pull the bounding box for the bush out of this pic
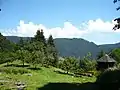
[0,67,30,74]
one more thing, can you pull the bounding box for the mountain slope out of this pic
[5,36,120,58]
[98,43,120,52]
[54,38,100,58]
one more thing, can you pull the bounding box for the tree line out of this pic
[0,29,98,74]
[1,29,120,75]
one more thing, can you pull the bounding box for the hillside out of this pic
[5,36,120,58]
[98,43,120,52]
[0,61,96,90]
[54,38,100,58]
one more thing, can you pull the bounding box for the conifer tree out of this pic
[47,35,58,67]
[40,29,46,45]
[34,29,46,45]
[47,35,55,47]
[34,30,41,41]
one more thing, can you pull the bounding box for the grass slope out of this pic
[0,61,96,90]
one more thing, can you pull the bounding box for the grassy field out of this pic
[0,61,96,90]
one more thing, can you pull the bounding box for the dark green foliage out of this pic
[46,35,58,67]
[0,33,18,64]
[110,48,120,63]
[34,29,46,45]
[47,35,55,47]
[24,41,46,68]
[45,48,58,67]
[0,33,15,52]
[0,52,17,64]
[0,52,8,64]
[34,30,41,41]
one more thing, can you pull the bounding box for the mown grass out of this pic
[0,61,96,90]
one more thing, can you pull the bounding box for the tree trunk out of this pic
[23,60,24,67]
[66,71,68,74]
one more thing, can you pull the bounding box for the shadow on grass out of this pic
[27,67,41,70]
[4,64,30,67]
[37,82,99,90]
[37,82,120,90]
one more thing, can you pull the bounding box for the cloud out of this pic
[1,18,120,45]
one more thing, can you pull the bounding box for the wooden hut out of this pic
[97,54,116,70]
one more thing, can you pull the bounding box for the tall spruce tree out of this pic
[40,29,46,45]
[47,35,58,67]
[34,30,41,41]
[47,35,55,47]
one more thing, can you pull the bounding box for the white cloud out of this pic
[1,18,120,45]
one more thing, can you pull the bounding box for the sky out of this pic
[0,0,120,45]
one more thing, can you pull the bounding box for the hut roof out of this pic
[97,54,116,62]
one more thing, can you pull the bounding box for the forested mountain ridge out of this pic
[5,36,120,58]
